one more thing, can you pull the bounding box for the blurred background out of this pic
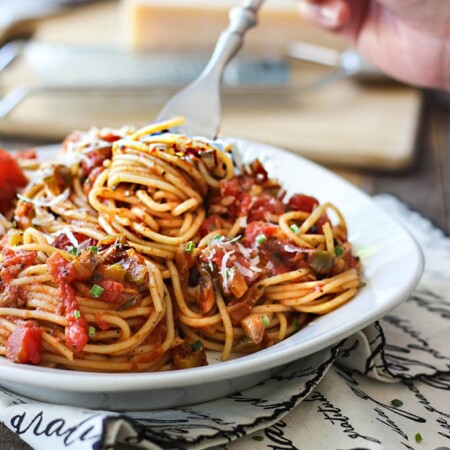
[0,0,434,171]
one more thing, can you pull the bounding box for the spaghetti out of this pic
[0,117,361,372]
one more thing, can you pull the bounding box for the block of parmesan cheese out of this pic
[121,0,307,53]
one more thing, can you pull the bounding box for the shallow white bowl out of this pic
[0,139,423,410]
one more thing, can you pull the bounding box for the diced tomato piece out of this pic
[1,249,37,282]
[248,193,284,222]
[199,215,222,237]
[6,324,43,364]
[98,279,125,305]
[237,192,252,217]
[244,221,279,246]
[0,149,28,214]
[52,232,96,253]
[288,194,319,213]
[95,314,111,331]
[48,252,77,284]
[220,176,254,198]
[314,213,330,233]
[16,149,37,160]
[343,249,360,269]
[220,177,240,198]
[66,316,89,353]
[82,166,104,196]
[250,159,269,183]
[62,131,85,151]
[1,248,37,268]
[0,234,8,250]
[48,252,88,352]
[14,200,34,230]
[81,147,111,177]
[99,130,122,143]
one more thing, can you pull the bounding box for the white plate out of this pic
[0,139,424,410]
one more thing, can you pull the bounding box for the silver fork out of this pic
[156,0,265,140]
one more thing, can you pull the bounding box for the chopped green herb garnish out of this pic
[335,245,344,257]
[212,234,225,242]
[290,224,300,234]
[261,315,270,327]
[391,399,403,407]
[73,310,81,320]
[87,246,98,254]
[252,436,264,442]
[88,326,96,338]
[191,340,202,351]
[69,247,78,255]
[415,433,422,443]
[256,234,267,245]
[293,319,300,329]
[225,268,234,278]
[186,241,195,254]
[89,284,104,298]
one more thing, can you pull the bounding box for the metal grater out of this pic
[0,41,290,117]
[19,42,290,87]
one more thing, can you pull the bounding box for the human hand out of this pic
[297,0,450,90]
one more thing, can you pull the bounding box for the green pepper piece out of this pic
[309,251,335,275]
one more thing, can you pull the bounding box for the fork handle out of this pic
[203,0,265,76]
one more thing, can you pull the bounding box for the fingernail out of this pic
[298,2,341,28]
[320,5,340,27]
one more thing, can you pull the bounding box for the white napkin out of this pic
[1,194,449,450]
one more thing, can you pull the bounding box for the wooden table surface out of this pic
[0,89,448,450]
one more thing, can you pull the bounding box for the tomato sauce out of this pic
[1,249,37,282]
[47,252,88,352]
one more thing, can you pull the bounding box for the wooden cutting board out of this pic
[0,1,422,171]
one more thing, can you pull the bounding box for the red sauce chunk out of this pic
[244,222,279,246]
[48,252,76,284]
[65,315,89,353]
[209,162,284,224]
[98,279,125,306]
[6,323,43,364]
[81,147,112,177]
[247,193,284,222]
[288,194,329,233]
[52,232,96,253]
[47,252,88,352]
[199,215,223,237]
[1,248,37,282]
[16,149,37,160]
[288,194,319,213]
